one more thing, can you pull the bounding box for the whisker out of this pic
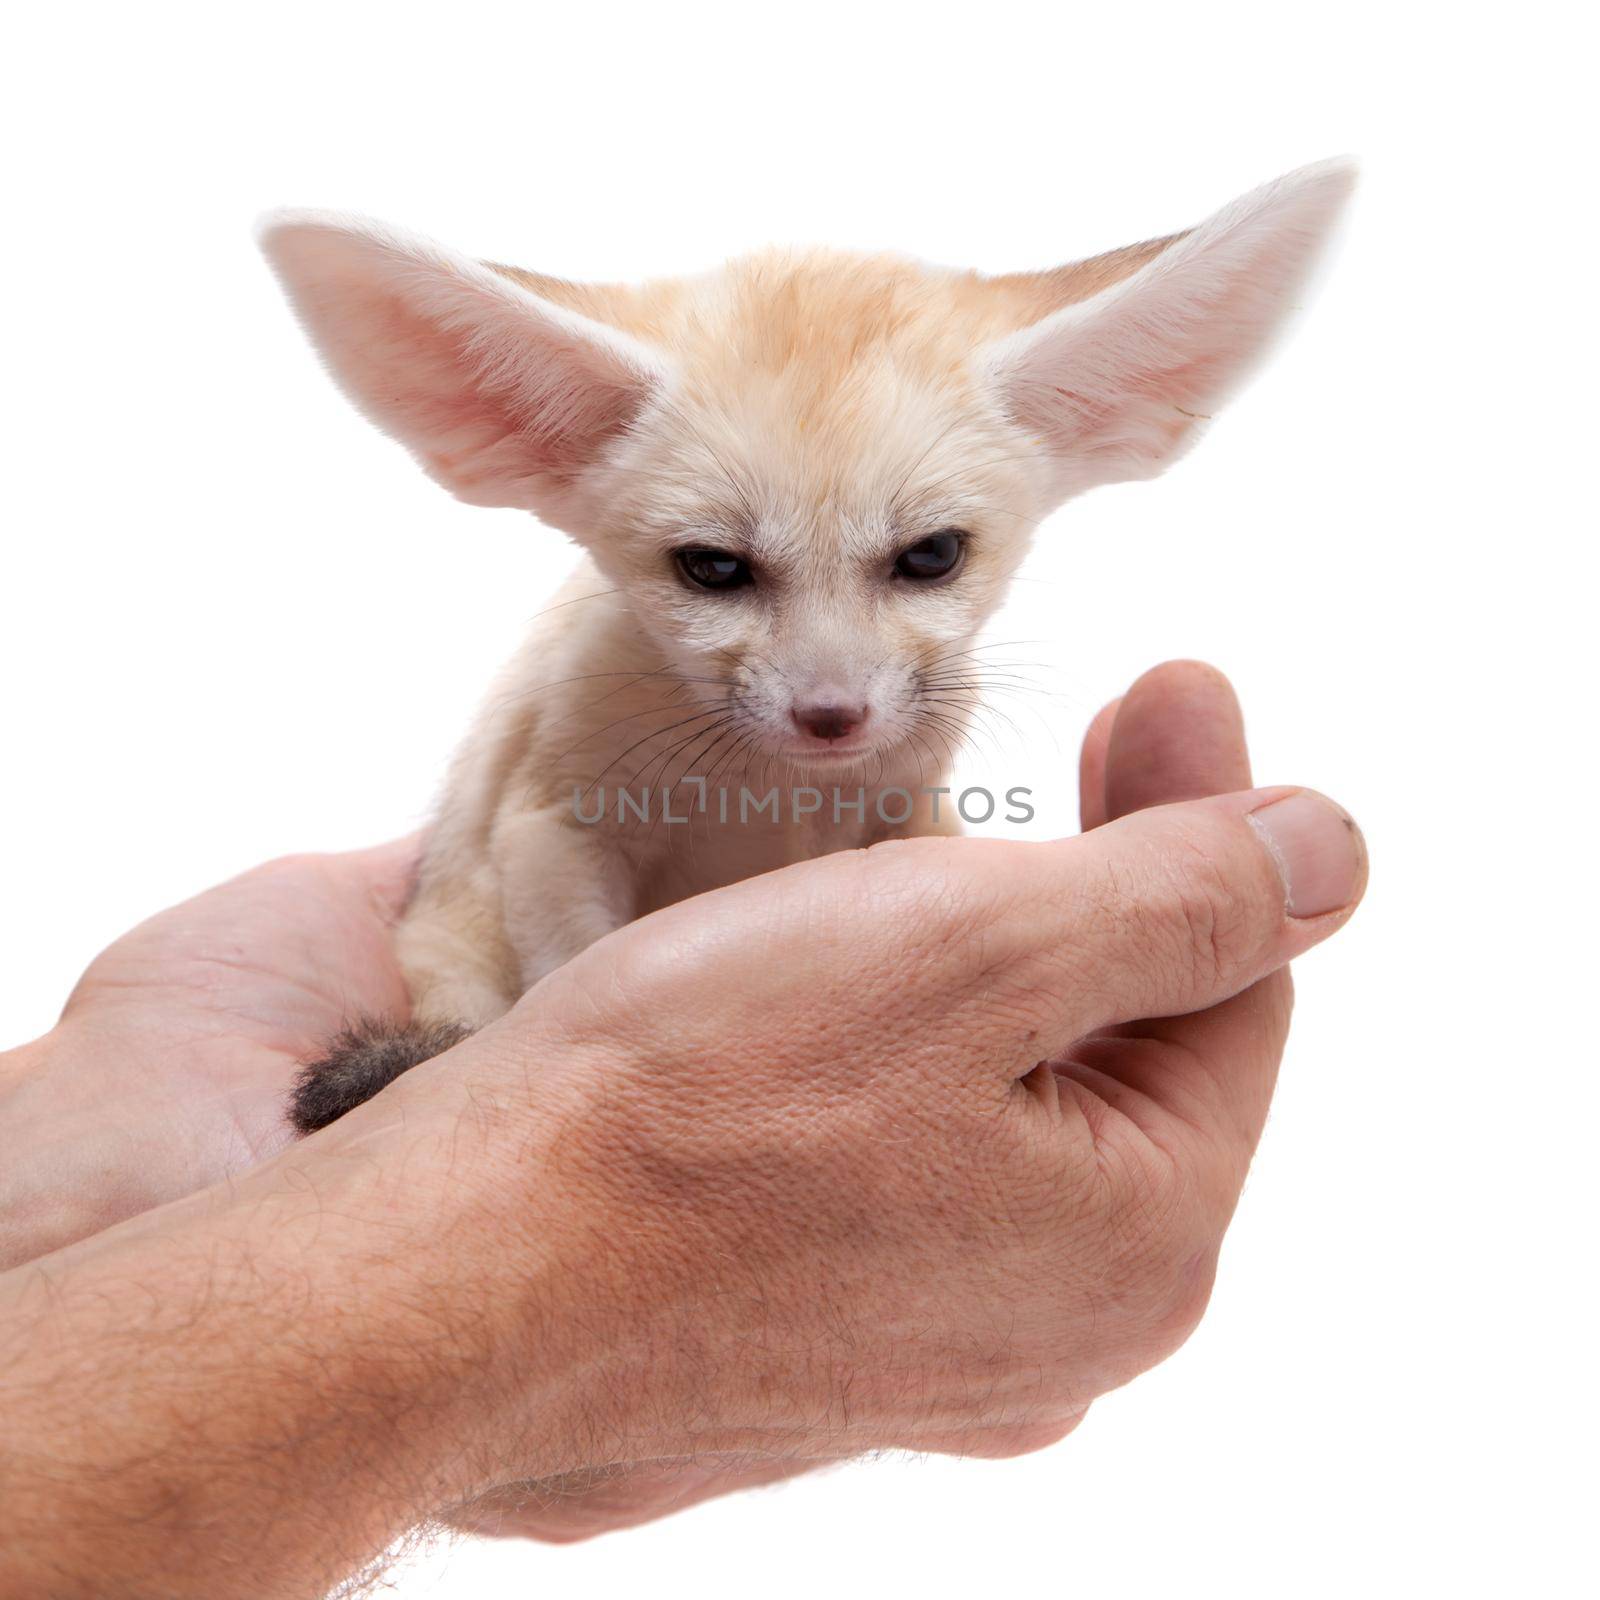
[523,588,626,623]
[485,665,732,725]
[921,695,1024,742]
[580,706,731,798]
[546,694,729,769]
[888,415,968,510]
[625,716,739,839]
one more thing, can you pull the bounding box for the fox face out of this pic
[261,162,1350,772]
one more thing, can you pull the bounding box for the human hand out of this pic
[0,839,417,1266]
[364,658,1368,1496]
[450,656,1315,1538]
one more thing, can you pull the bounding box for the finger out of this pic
[1078,698,1122,831]
[1105,660,1252,819]
[1095,968,1295,1163]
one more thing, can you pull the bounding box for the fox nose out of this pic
[791,700,869,742]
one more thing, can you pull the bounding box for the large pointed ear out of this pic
[258,211,669,516]
[982,160,1354,501]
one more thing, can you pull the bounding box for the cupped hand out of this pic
[391,658,1365,1527]
[456,660,1272,1540]
[0,839,417,1265]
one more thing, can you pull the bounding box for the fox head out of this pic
[261,162,1351,769]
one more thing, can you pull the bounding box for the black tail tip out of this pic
[290,1016,472,1133]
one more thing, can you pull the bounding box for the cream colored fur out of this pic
[259,160,1352,1031]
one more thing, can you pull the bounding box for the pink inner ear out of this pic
[265,220,658,510]
[362,292,521,471]
[342,285,644,502]
[994,162,1352,488]
[1002,294,1259,481]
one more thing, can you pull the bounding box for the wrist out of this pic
[243,1050,663,1493]
[421,1022,830,1478]
[375,1026,727,1480]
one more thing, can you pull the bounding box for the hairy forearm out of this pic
[0,1106,582,1599]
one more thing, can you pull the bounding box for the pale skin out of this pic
[0,662,1368,1593]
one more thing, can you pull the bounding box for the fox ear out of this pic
[983,159,1355,502]
[258,211,668,516]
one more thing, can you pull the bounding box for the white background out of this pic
[3,3,1594,1595]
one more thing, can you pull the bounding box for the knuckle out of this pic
[1092,1150,1221,1336]
[1146,1245,1221,1356]
[966,1408,1091,1459]
[1159,833,1257,992]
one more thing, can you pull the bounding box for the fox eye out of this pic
[677,548,754,591]
[894,529,966,581]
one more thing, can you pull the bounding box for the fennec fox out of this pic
[260,160,1352,1131]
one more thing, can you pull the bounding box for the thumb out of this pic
[979,780,1369,1043]
[1047,786,1366,1035]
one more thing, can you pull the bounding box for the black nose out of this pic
[792,702,868,742]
